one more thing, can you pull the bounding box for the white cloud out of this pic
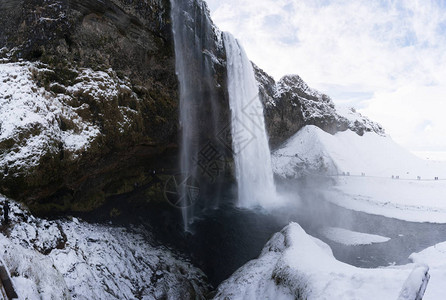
[360,85,446,152]
[206,0,446,152]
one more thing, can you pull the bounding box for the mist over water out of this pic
[223,32,277,208]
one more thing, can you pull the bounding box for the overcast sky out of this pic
[206,0,446,155]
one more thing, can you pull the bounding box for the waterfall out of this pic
[170,0,227,231]
[223,32,277,208]
[171,0,277,229]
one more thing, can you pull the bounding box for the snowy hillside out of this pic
[272,125,446,179]
[272,125,446,222]
[214,222,429,300]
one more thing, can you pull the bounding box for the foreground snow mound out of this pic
[0,197,210,299]
[272,125,446,179]
[214,223,428,300]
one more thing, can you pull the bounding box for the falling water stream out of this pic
[170,0,224,231]
[223,32,277,207]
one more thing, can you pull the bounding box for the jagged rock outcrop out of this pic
[254,64,385,148]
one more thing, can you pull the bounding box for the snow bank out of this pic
[272,125,338,177]
[320,227,390,246]
[0,237,70,299]
[214,222,427,300]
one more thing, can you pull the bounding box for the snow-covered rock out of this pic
[0,62,99,171]
[214,222,428,300]
[272,125,338,177]
[0,196,210,299]
[0,61,143,173]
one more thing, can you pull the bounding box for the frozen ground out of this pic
[214,222,429,300]
[319,226,391,246]
[272,125,446,223]
[0,196,210,299]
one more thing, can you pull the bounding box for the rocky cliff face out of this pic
[254,64,385,148]
[0,0,383,215]
[0,0,182,214]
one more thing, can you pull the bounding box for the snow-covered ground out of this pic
[326,176,446,223]
[272,125,446,223]
[214,222,428,300]
[319,227,391,246]
[0,196,210,299]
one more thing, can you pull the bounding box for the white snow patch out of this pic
[413,151,446,162]
[325,176,446,223]
[320,227,391,245]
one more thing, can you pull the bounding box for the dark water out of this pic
[81,177,446,288]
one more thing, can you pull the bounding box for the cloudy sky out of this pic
[206,0,446,157]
